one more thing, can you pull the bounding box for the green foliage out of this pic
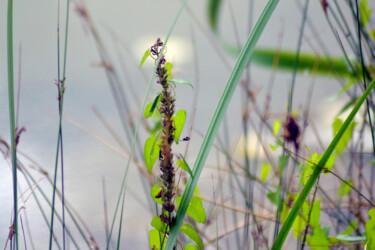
[306,224,331,250]
[165,62,173,80]
[177,154,193,177]
[176,196,206,224]
[144,135,160,173]
[174,110,187,144]
[338,180,353,197]
[144,94,161,118]
[185,245,199,250]
[359,0,372,27]
[332,118,357,156]
[260,163,271,183]
[365,209,375,249]
[180,224,203,248]
[139,48,151,70]
[149,229,166,250]
[170,79,194,89]
[150,184,163,204]
[273,120,281,136]
[272,79,375,249]
[151,216,167,233]
[207,0,222,33]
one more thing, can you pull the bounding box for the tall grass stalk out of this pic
[165,0,280,248]
[272,78,375,249]
[6,0,18,248]
[105,0,188,247]
[49,0,71,248]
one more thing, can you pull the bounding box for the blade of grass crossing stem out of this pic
[7,0,18,248]
[165,1,280,248]
[49,0,71,248]
[271,78,375,249]
[105,0,189,248]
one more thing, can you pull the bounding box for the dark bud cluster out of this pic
[282,115,300,153]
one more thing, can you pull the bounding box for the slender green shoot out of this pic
[7,0,18,248]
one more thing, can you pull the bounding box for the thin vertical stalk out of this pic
[49,0,71,248]
[7,0,18,248]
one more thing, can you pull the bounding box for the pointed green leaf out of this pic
[273,120,281,136]
[177,154,193,177]
[165,62,173,80]
[139,49,151,70]
[144,95,161,118]
[180,224,203,247]
[174,110,187,144]
[260,163,271,183]
[341,220,358,235]
[185,245,199,250]
[150,184,163,204]
[151,216,167,233]
[338,180,353,197]
[306,224,331,249]
[336,234,366,242]
[170,79,194,89]
[359,0,372,27]
[333,118,357,156]
[366,209,375,249]
[149,229,165,250]
[176,196,206,224]
[144,135,160,173]
[310,200,321,229]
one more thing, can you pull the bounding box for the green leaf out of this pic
[174,110,187,144]
[292,201,308,239]
[180,224,203,248]
[185,245,199,250]
[336,98,359,117]
[151,216,167,233]
[365,209,375,249]
[336,234,366,242]
[177,154,193,177]
[165,62,173,80]
[260,163,271,183]
[306,224,331,250]
[144,135,160,173]
[341,220,358,235]
[207,0,222,33]
[273,120,281,136]
[266,186,282,207]
[149,229,165,250]
[310,200,321,229]
[332,118,357,156]
[338,180,353,197]
[144,95,162,119]
[176,197,206,224]
[359,0,372,27]
[150,184,163,204]
[228,48,358,78]
[170,79,194,89]
[139,48,150,70]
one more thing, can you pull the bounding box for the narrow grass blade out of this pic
[271,78,375,249]
[7,0,18,248]
[207,0,222,34]
[165,0,280,248]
